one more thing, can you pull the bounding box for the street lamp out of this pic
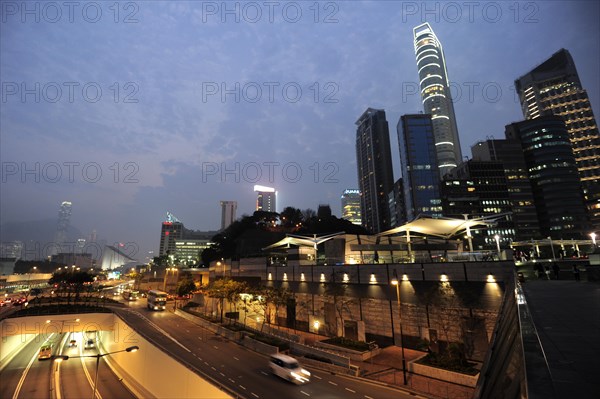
[494,235,501,257]
[591,232,597,247]
[547,237,556,260]
[52,346,139,399]
[390,270,408,385]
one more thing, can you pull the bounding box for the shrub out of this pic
[323,336,371,352]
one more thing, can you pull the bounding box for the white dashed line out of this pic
[211,366,216,371]
[213,345,219,349]
[260,371,268,376]
[251,393,259,398]
[328,381,338,386]
[239,385,247,390]
[345,388,356,393]
[365,396,374,399]
[229,378,235,383]
[300,391,310,396]
[234,356,239,360]
[219,372,225,377]
[312,374,322,380]
[204,361,209,366]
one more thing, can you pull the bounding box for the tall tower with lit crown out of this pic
[413,23,462,176]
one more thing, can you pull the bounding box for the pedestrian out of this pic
[552,262,560,280]
[572,264,581,281]
[544,265,552,280]
[535,263,544,279]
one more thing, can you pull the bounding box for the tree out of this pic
[272,287,293,328]
[177,278,197,297]
[49,269,94,303]
[280,207,304,227]
[324,276,356,337]
[204,278,249,322]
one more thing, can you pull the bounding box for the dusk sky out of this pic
[1,1,599,261]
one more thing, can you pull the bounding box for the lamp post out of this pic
[547,237,556,260]
[391,270,408,385]
[494,235,501,257]
[53,346,139,399]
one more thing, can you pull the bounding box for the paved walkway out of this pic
[523,280,600,399]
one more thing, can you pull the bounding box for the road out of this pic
[117,299,421,399]
[0,331,135,399]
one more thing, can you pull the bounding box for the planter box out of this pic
[409,354,480,387]
[314,341,381,361]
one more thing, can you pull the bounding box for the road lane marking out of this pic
[12,349,38,399]
[220,372,225,377]
[213,345,219,349]
[345,388,356,393]
[365,396,373,399]
[300,391,310,396]
[204,362,209,366]
[233,356,239,360]
[211,367,216,371]
[229,378,235,383]
[260,371,268,375]
[312,374,322,380]
[239,385,247,390]
[251,393,259,398]
[328,381,338,386]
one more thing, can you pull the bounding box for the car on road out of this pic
[269,354,310,384]
[69,339,77,347]
[38,344,52,360]
[85,339,95,349]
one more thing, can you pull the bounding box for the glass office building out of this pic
[505,116,590,238]
[515,49,600,229]
[356,108,394,233]
[398,114,442,221]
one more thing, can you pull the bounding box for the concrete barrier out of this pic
[240,335,278,355]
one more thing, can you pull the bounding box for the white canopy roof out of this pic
[378,215,498,239]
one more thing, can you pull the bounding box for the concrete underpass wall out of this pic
[99,315,231,399]
[1,314,231,399]
[0,331,37,371]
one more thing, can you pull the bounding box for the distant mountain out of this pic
[0,218,84,245]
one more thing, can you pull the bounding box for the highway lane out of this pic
[117,302,419,399]
[0,330,136,399]
[58,331,136,399]
[0,333,59,399]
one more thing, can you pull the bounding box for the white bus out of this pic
[147,290,168,310]
[122,290,139,301]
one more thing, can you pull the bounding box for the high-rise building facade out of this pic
[356,108,394,233]
[505,116,590,238]
[254,185,276,213]
[220,201,237,230]
[441,160,515,249]
[413,23,462,176]
[515,49,600,229]
[341,189,362,225]
[471,139,541,240]
[52,201,72,255]
[159,220,184,256]
[398,114,442,221]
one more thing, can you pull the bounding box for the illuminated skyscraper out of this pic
[52,201,72,255]
[255,185,276,213]
[341,189,362,225]
[413,23,462,176]
[356,108,394,233]
[220,201,237,230]
[515,49,600,229]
